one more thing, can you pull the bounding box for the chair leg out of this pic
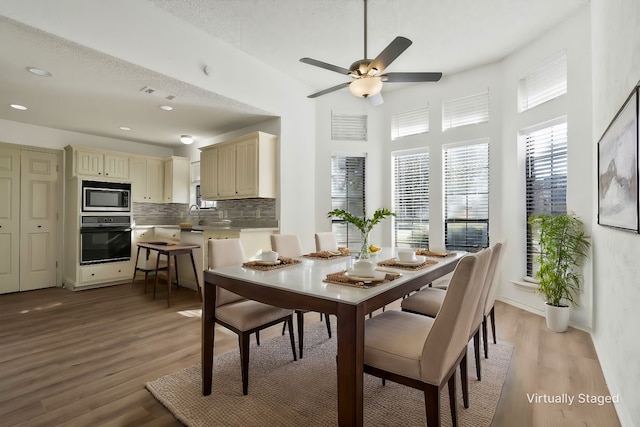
[287,318,297,361]
[297,311,305,358]
[490,306,497,344]
[460,352,469,409]
[281,320,286,335]
[473,330,481,381]
[448,371,458,427]
[424,384,441,427]
[240,332,251,395]
[324,313,332,338]
[482,315,489,359]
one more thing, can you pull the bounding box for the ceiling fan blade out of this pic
[367,36,412,74]
[307,82,351,98]
[382,72,443,82]
[300,57,350,75]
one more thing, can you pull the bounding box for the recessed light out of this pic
[119,126,131,131]
[27,67,52,77]
[159,105,174,111]
[10,104,28,110]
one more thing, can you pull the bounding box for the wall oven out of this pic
[80,216,132,265]
[82,180,131,212]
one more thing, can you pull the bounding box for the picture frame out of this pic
[597,86,639,232]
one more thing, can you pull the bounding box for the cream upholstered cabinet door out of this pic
[75,150,103,177]
[131,157,164,202]
[199,147,218,199]
[0,147,20,293]
[103,153,129,179]
[20,150,58,291]
[217,144,236,198]
[235,137,259,197]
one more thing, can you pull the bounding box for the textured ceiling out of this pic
[0,0,589,148]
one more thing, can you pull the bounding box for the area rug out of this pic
[147,320,513,426]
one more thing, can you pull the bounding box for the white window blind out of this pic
[444,140,490,251]
[191,161,216,208]
[392,151,430,248]
[524,119,568,276]
[330,155,366,247]
[391,106,429,140]
[191,161,200,182]
[442,90,489,131]
[518,51,567,112]
[331,112,368,141]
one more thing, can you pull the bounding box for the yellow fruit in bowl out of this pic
[369,245,381,252]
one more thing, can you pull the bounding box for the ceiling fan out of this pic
[300,0,442,100]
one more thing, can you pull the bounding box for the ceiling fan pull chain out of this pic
[363,0,368,59]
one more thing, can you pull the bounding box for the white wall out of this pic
[590,0,640,425]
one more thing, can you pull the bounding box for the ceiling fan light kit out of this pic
[300,0,442,100]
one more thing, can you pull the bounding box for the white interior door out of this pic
[0,147,21,294]
[20,150,58,291]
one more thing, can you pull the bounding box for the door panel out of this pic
[0,147,20,293]
[20,151,58,291]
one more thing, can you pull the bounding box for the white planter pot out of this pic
[544,303,570,333]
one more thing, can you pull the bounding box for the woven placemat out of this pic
[416,249,456,257]
[377,258,438,271]
[242,257,301,271]
[323,270,401,288]
[303,250,349,260]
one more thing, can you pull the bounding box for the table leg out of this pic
[153,253,161,299]
[202,283,217,395]
[131,246,142,288]
[166,254,172,308]
[336,303,365,427]
[189,251,203,302]
[174,255,180,290]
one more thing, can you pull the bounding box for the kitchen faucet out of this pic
[188,204,202,225]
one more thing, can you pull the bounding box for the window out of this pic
[524,119,568,276]
[330,155,366,247]
[391,106,429,140]
[331,112,367,141]
[443,140,490,251]
[392,151,429,248]
[442,90,489,131]
[191,161,216,208]
[518,51,567,112]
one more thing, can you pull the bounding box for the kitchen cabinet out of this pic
[199,131,277,200]
[131,157,164,202]
[163,156,190,203]
[80,262,131,284]
[66,146,129,179]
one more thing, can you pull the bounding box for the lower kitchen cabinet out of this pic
[80,262,132,284]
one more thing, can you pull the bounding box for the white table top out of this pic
[206,248,465,306]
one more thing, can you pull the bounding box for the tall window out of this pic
[444,140,490,251]
[518,51,567,112]
[391,106,429,140]
[524,119,568,276]
[392,151,429,248]
[330,155,366,247]
[442,90,490,131]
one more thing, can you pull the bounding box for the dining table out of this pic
[201,247,465,427]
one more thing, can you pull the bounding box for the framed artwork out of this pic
[597,86,639,232]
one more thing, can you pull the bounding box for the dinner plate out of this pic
[253,260,281,266]
[394,255,426,266]
[345,270,386,282]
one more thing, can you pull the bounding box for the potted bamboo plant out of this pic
[528,213,590,332]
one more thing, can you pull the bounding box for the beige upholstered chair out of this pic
[482,242,505,358]
[401,244,501,381]
[208,238,297,395]
[270,234,332,358]
[364,249,491,426]
[314,231,339,252]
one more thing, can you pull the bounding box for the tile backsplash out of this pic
[133,198,278,228]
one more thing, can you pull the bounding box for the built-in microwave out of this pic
[82,180,131,212]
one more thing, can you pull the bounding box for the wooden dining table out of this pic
[201,248,465,426]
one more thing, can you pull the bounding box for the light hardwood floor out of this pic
[0,281,620,426]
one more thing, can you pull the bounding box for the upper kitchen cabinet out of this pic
[163,156,190,203]
[131,157,164,202]
[199,131,278,200]
[65,146,129,180]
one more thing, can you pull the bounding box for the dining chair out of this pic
[401,244,500,381]
[270,234,332,358]
[314,231,339,252]
[363,249,491,426]
[482,241,505,358]
[208,238,297,395]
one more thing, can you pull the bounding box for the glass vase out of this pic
[359,231,370,260]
